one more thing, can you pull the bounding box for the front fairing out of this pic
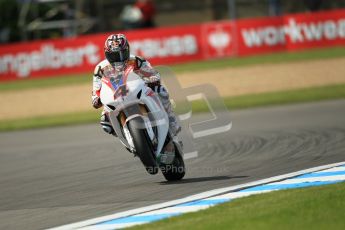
[99,66,169,156]
[100,67,146,109]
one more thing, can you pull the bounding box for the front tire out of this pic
[127,117,158,175]
[160,142,185,181]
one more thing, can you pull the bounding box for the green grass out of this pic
[129,182,345,230]
[171,46,345,73]
[1,84,344,132]
[186,84,345,113]
[0,73,89,92]
[1,46,344,92]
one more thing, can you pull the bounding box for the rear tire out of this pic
[160,142,185,181]
[127,117,158,175]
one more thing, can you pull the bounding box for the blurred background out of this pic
[0,0,344,130]
[1,0,345,43]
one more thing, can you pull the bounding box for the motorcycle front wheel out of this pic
[160,142,185,181]
[127,117,158,175]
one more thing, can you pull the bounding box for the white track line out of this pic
[205,190,274,200]
[78,222,146,230]
[270,175,345,185]
[135,205,210,216]
[49,161,345,230]
[315,166,345,173]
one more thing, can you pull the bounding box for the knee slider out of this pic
[100,114,113,134]
[100,113,109,122]
[101,125,113,134]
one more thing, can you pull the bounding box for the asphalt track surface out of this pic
[1,100,345,230]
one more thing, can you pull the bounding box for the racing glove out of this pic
[145,75,161,89]
[92,96,103,109]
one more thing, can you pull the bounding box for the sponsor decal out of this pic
[203,22,235,58]
[241,18,345,47]
[0,43,100,78]
[130,35,198,58]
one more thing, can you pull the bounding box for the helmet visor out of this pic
[105,49,129,63]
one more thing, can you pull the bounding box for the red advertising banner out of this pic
[0,9,344,81]
[236,16,286,56]
[201,21,236,59]
[236,9,345,55]
[0,34,104,81]
[126,24,203,65]
[0,25,205,81]
[284,9,345,50]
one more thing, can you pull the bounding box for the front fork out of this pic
[120,104,157,153]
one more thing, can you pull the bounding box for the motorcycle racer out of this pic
[92,34,181,152]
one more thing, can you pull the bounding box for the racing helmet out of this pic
[104,34,130,69]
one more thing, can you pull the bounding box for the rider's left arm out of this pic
[135,59,161,85]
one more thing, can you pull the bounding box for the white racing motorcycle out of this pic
[100,65,185,181]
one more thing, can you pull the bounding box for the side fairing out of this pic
[100,80,115,107]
